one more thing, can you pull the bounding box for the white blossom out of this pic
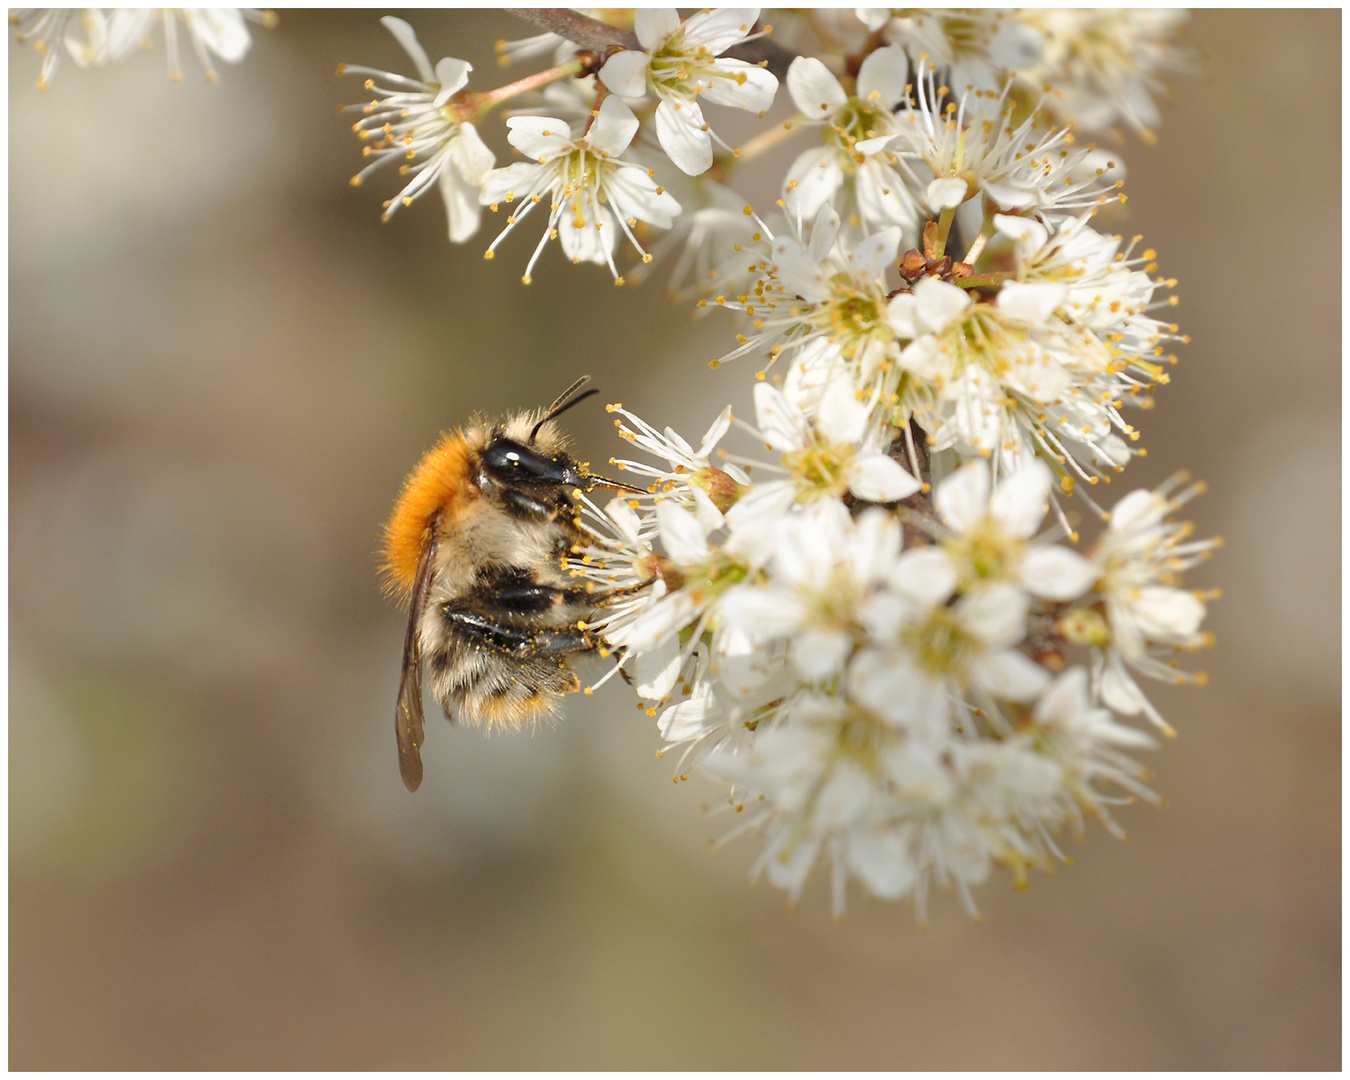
[599,7,778,176]
[1017,9,1191,142]
[1080,475,1218,732]
[931,459,1098,600]
[880,9,1047,93]
[780,50,921,236]
[480,95,682,283]
[14,7,272,87]
[342,17,495,241]
[858,71,1123,218]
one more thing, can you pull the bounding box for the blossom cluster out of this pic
[13,8,1211,917]
[438,8,1206,917]
[10,8,275,88]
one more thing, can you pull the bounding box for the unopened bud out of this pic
[1057,607,1110,647]
[689,467,748,513]
[637,554,686,592]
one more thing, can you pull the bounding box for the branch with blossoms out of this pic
[14,7,1212,919]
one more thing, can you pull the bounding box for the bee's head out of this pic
[480,423,588,491]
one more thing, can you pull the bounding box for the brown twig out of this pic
[506,8,639,52]
[505,8,797,80]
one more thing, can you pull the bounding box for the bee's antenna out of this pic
[532,375,600,443]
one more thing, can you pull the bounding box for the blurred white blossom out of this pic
[342,17,495,241]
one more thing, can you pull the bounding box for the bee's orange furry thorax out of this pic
[381,431,475,599]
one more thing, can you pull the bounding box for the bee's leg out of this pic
[612,647,635,686]
[489,581,594,613]
[444,610,596,656]
[499,488,554,521]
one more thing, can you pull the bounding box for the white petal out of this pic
[1133,587,1206,638]
[848,454,921,503]
[448,121,495,184]
[186,9,251,63]
[1033,666,1091,728]
[655,97,713,175]
[604,495,643,544]
[439,165,483,243]
[690,488,725,533]
[886,292,919,339]
[890,547,958,607]
[1109,489,1164,533]
[634,7,680,50]
[679,7,760,54]
[786,55,848,117]
[927,176,970,210]
[815,379,868,445]
[855,158,920,233]
[783,145,843,219]
[723,481,797,565]
[782,337,846,410]
[658,685,721,743]
[855,44,908,109]
[478,161,542,205]
[958,584,1028,648]
[558,201,615,265]
[764,834,822,893]
[815,764,872,828]
[603,162,682,227]
[634,639,682,700]
[505,115,575,161]
[847,509,902,585]
[934,461,989,534]
[771,232,832,303]
[598,49,650,99]
[1100,655,1147,716]
[695,406,733,459]
[989,459,1051,538]
[380,16,435,84]
[993,213,1048,257]
[655,499,710,564]
[790,629,852,681]
[431,56,471,106]
[997,281,1068,326]
[849,649,947,730]
[1019,547,1097,601]
[699,58,778,112]
[847,829,918,900]
[753,381,806,451]
[587,95,640,157]
[855,9,893,33]
[625,588,703,653]
[912,275,973,331]
[806,202,840,263]
[849,226,902,282]
[718,586,806,637]
[973,649,1051,702]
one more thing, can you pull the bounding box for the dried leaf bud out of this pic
[900,248,928,280]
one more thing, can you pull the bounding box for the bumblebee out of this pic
[381,377,639,791]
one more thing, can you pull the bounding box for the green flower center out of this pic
[905,607,975,679]
[943,518,1022,585]
[783,437,855,501]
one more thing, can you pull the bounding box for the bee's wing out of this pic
[395,529,439,792]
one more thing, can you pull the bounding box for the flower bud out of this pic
[689,467,748,513]
[637,553,686,592]
[1057,607,1110,647]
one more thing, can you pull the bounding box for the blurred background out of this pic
[8,9,1340,1069]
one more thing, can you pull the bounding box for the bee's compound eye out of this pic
[483,439,551,480]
